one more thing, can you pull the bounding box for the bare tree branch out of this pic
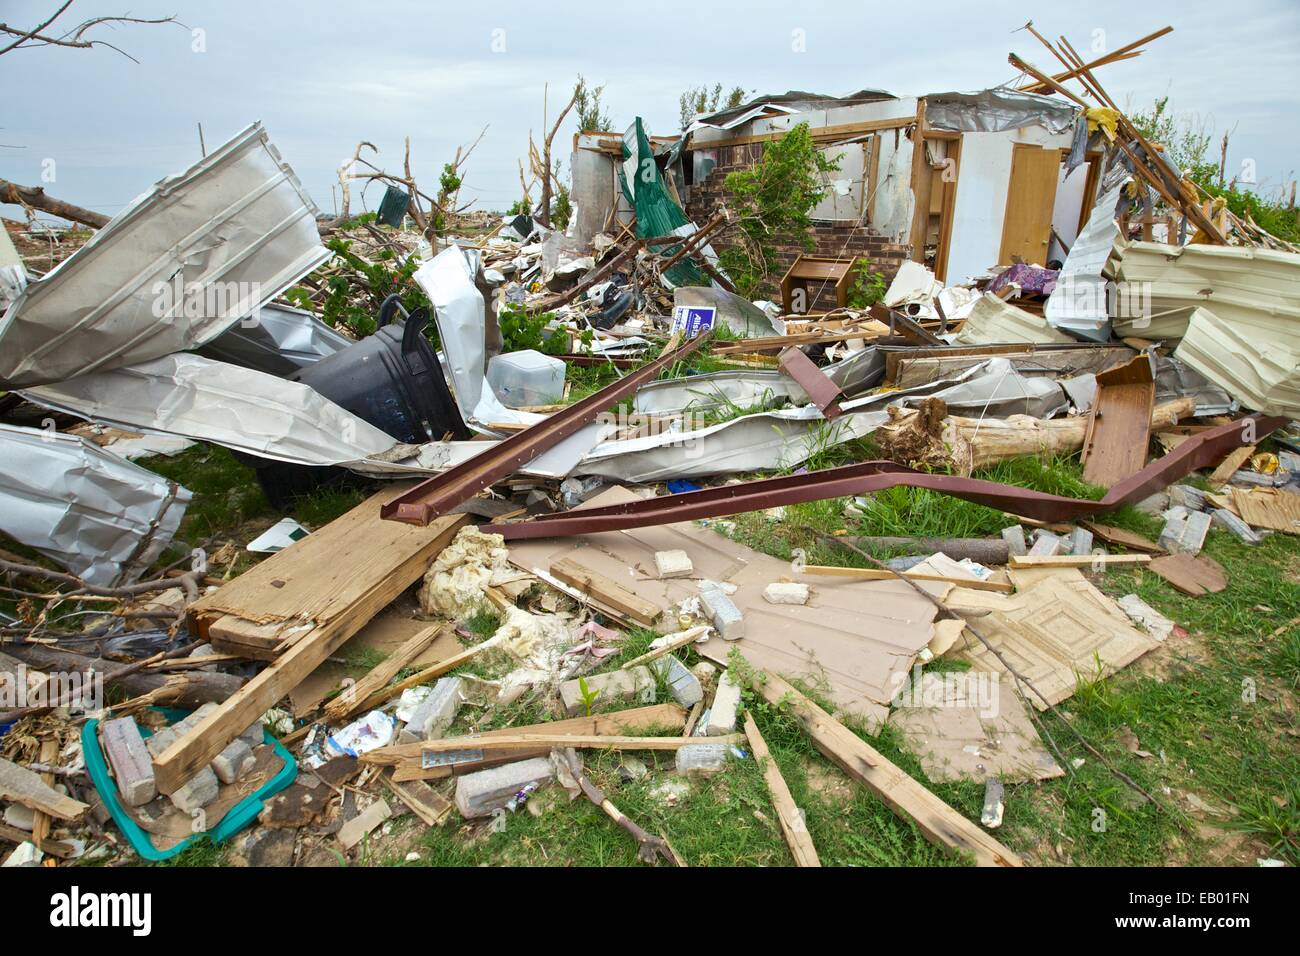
[0,2,184,62]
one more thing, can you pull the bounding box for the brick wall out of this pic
[686,145,911,311]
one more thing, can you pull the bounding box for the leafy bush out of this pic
[846,258,886,309]
[718,123,839,299]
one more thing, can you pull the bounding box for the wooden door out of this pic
[998,144,1060,266]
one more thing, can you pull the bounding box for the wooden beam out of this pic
[802,565,1014,593]
[750,673,1022,867]
[1008,554,1151,568]
[0,757,87,821]
[419,733,742,754]
[549,557,662,626]
[744,713,820,866]
[155,495,468,795]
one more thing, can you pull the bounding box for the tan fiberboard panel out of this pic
[506,487,945,730]
[945,570,1160,708]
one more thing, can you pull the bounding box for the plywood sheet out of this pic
[1231,487,1300,534]
[1081,355,1156,486]
[507,487,944,729]
[888,674,1065,783]
[946,574,1159,708]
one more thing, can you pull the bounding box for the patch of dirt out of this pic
[803,758,855,804]
[1130,629,1216,682]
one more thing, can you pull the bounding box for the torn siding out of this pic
[0,423,191,586]
[0,122,329,387]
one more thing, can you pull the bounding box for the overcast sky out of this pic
[2,0,1298,222]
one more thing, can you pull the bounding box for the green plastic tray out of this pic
[82,708,297,862]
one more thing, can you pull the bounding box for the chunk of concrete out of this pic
[699,585,744,640]
[652,655,703,708]
[168,765,219,814]
[401,676,463,742]
[763,582,809,605]
[1027,531,1064,557]
[101,716,157,807]
[559,666,654,716]
[454,757,554,819]
[654,549,693,579]
[704,670,742,737]
[1168,484,1211,511]
[212,738,255,785]
[1211,508,1263,545]
[1067,527,1094,557]
[675,743,730,774]
[1159,508,1211,555]
[1001,525,1028,557]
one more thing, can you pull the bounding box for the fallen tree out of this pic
[0,178,108,229]
[877,396,1196,474]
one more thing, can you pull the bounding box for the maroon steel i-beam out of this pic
[483,414,1286,540]
[380,331,712,525]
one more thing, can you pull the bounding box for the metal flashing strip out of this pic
[485,415,1286,540]
[380,332,712,525]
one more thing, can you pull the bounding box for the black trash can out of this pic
[243,295,470,508]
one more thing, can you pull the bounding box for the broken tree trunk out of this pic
[877,396,1194,475]
[0,179,109,229]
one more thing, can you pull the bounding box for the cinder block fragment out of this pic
[1001,525,1028,557]
[652,655,703,708]
[1028,531,1064,557]
[402,677,463,741]
[212,738,256,785]
[654,549,694,579]
[763,582,809,605]
[704,670,742,737]
[1210,508,1263,545]
[454,758,554,818]
[168,766,219,814]
[1068,527,1094,556]
[102,716,157,807]
[559,667,655,716]
[699,585,744,640]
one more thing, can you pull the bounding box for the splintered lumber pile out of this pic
[877,397,1194,474]
[152,483,467,795]
[751,673,1022,867]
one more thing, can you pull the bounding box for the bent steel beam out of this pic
[380,332,712,525]
[484,414,1286,540]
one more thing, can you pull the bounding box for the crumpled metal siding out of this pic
[0,122,330,387]
[0,423,191,586]
[924,90,1079,134]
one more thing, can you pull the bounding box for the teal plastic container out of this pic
[82,708,297,862]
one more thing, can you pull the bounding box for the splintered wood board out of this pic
[1231,487,1300,535]
[156,486,467,795]
[1148,553,1228,596]
[548,557,663,625]
[1080,354,1155,487]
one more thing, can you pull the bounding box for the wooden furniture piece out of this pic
[779,254,859,315]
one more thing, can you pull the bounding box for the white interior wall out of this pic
[812,142,866,220]
[944,124,1074,285]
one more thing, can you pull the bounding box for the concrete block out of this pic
[654,549,693,579]
[1169,484,1210,511]
[1159,508,1211,555]
[1211,508,1264,545]
[1135,492,1169,515]
[675,743,730,774]
[402,677,463,741]
[1068,527,1094,557]
[699,585,744,640]
[239,722,265,747]
[454,757,554,818]
[168,766,219,814]
[1028,531,1064,557]
[1001,525,1028,557]
[101,716,157,807]
[652,655,703,708]
[559,667,654,716]
[704,670,742,737]
[763,582,809,605]
[212,738,255,785]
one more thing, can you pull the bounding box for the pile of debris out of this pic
[2,21,1298,868]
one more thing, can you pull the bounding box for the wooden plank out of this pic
[549,557,663,626]
[1231,487,1300,534]
[743,713,820,867]
[322,624,445,722]
[802,565,1014,593]
[1080,521,1164,554]
[751,673,1022,867]
[418,733,742,754]
[30,738,58,850]
[1208,444,1256,489]
[348,637,492,715]
[1148,553,1227,596]
[1081,355,1156,486]
[383,770,453,827]
[621,626,711,668]
[0,757,87,821]
[0,822,75,859]
[361,703,687,768]
[154,503,468,795]
[1009,554,1150,568]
